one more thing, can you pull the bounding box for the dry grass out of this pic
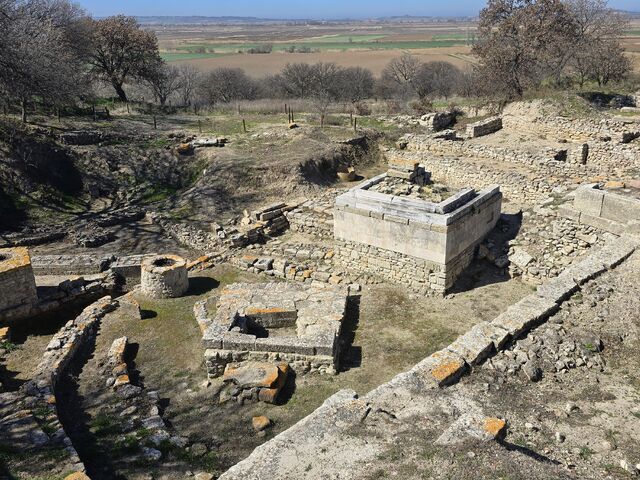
[171,47,473,76]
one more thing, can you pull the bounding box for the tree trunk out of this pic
[112,82,128,102]
[21,99,27,123]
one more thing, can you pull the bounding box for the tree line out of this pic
[0,0,634,122]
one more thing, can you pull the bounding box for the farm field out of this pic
[153,21,478,74]
[152,18,640,76]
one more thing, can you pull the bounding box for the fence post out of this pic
[242,118,247,133]
[354,117,357,132]
[153,115,157,130]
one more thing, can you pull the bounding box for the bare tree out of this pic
[382,54,420,87]
[146,64,181,106]
[336,67,374,105]
[566,0,630,86]
[588,40,632,86]
[88,15,161,102]
[277,63,318,98]
[197,68,257,106]
[0,0,91,122]
[176,64,200,106]
[473,0,577,98]
[413,61,463,99]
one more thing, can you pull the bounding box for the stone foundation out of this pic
[335,239,477,294]
[141,255,189,298]
[0,247,38,320]
[198,282,349,377]
[561,183,640,235]
[334,172,502,294]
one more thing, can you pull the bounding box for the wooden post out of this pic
[284,103,288,114]
[126,102,130,114]
[354,117,357,132]
[291,110,294,123]
[350,112,353,126]
[57,107,61,123]
[153,115,157,130]
[321,114,324,128]
[237,103,241,115]
[242,118,247,133]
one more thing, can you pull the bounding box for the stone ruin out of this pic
[334,158,502,294]
[0,247,38,322]
[561,183,640,236]
[140,254,189,298]
[196,282,349,377]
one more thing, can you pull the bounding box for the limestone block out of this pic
[446,328,495,365]
[574,184,605,217]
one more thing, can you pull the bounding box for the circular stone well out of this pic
[140,254,189,299]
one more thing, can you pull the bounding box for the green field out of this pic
[161,36,471,61]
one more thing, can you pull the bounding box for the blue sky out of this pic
[73,0,640,18]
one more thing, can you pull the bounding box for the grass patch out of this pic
[89,412,122,436]
[0,341,19,352]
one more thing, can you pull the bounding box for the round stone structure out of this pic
[140,254,189,299]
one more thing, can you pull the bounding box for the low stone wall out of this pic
[562,184,640,235]
[31,255,114,276]
[466,116,503,138]
[218,235,639,479]
[0,247,38,320]
[502,102,640,144]
[0,271,117,324]
[16,297,118,474]
[286,200,334,239]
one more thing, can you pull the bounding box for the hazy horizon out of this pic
[75,0,639,19]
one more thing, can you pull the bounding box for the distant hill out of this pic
[135,15,478,25]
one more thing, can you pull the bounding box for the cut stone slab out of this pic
[435,414,507,445]
[223,362,280,389]
[421,349,467,387]
[492,295,557,338]
[446,328,495,365]
[510,248,534,269]
[536,273,579,304]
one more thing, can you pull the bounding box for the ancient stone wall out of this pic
[217,235,639,480]
[140,255,189,298]
[562,184,640,235]
[502,104,640,144]
[334,240,477,294]
[286,200,334,239]
[0,247,38,319]
[466,116,503,138]
[15,297,119,474]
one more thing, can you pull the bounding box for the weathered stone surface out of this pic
[251,415,272,432]
[200,282,347,376]
[223,362,280,389]
[140,254,189,299]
